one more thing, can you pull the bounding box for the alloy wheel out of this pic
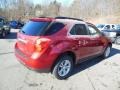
[58,60,71,77]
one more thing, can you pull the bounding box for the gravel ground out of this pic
[0,29,120,90]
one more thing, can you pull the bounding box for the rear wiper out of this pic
[21,30,25,34]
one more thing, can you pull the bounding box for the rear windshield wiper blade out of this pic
[21,30,25,34]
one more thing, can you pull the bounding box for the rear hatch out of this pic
[17,18,65,56]
[17,19,51,56]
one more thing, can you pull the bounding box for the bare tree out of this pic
[1,0,120,22]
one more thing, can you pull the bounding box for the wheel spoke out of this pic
[58,60,71,77]
[58,69,64,75]
[59,62,64,67]
[62,68,66,75]
[105,47,110,57]
[65,65,70,69]
[64,60,68,66]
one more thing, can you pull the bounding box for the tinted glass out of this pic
[88,25,100,36]
[70,26,76,35]
[70,24,88,35]
[20,21,50,36]
[44,22,65,35]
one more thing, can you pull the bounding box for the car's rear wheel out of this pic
[102,45,111,58]
[52,55,74,80]
[115,36,120,45]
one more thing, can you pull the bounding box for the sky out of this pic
[32,0,73,6]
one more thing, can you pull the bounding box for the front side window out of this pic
[88,25,100,36]
[70,24,88,35]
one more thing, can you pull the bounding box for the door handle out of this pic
[73,38,79,40]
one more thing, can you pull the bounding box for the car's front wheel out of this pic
[115,36,120,45]
[53,55,74,80]
[102,45,111,58]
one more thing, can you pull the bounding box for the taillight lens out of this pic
[35,38,51,52]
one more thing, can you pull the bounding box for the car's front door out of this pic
[87,25,104,56]
[68,23,92,61]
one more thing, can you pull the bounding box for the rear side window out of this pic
[70,24,88,35]
[44,22,65,35]
[20,21,50,36]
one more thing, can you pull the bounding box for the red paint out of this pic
[15,17,112,71]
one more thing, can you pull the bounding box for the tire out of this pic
[52,55,74,80]
[2,31,6,38]
[115,36,120,45]
[102,45,111,58]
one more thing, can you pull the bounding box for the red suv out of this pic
[15,17,112,79]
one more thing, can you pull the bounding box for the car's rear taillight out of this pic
[35,38,51,52]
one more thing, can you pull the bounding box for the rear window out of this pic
[20,21,65,36]
[20,21,50,36]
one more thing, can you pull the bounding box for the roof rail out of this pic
[55,16,83,21]
[38,17,52,18]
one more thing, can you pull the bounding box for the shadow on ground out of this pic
[71,47,120,77]
[35,46,120,79]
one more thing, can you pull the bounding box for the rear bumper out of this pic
[15,46,57,72]
[16,55,49,73]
